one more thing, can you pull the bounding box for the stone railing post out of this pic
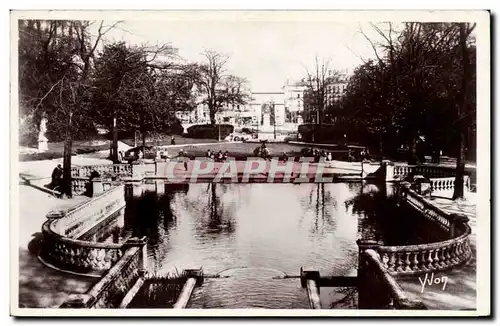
[300,267,322,309]
[382,160,395,182]
[356,240,387,309]
[92,178,104,197]
[413,175,431,197]
[449,213,469,239]
[396,181,411,206]
[124,236,148,271]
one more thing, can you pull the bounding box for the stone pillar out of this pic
[413,175,431,197]
[382,160,395,182]
[92,178,104,197]
[449,213,469,238]
[125,236,148,271]
[155,179,165,195]
[300,267,320,288]
[396,181,411,206]
[131,181,143,197]
[184,268,204,286]
[356,239,386,309]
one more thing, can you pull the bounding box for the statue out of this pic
[38,113,48,152]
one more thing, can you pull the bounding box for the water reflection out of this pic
[93,182,428,276]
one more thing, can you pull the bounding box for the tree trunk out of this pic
[453,23,470,200]
[379,136,384,162]
[209,109,216,125]
[62,112,73,198]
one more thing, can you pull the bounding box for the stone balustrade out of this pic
[60,238,147,308]
[39,229,124,276]
[371,184,473,276]
[71,177,89,196]
[429,176,470,194]
[392,164,456,180]
[71,164,132,178]
[39,185,128,276]
[375,228,471,276]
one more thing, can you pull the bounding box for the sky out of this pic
[98,19,383,92]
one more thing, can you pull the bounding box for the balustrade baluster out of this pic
[404,252,412,272]
[381,253,389,269]
[411,251,420,271]
[433,249,441,269]
[396,253,404,272]
[426,250,434,269]
[387,252,396,272]
[444,246,452,267]
[419,251,428,271]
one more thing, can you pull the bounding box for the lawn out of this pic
[19,138,112,162]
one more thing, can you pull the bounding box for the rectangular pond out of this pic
[89,181,437,308]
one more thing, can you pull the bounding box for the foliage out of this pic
[186,124,234,139]
[340,22,476,164]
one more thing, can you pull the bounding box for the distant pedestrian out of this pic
[171,135,176,145]
[178,149,188,170]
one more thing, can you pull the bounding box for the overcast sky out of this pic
[99,19,384,92]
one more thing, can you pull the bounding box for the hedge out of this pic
[186,124,234,139]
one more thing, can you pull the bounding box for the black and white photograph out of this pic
[10,10,490,316]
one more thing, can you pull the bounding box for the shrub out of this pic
[187,124,234,139]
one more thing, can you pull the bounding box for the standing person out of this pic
[178,149,188,171]
[171,135,176,145]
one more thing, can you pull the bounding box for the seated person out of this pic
[279,152,288,162]
[50,164,63,189]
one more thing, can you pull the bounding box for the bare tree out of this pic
[303,56,344,126]
[196,49,249,124]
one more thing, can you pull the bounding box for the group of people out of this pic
[206,149,230,162]
[301,148,334,162]
[253,143,272,160]
[300,146,371,163]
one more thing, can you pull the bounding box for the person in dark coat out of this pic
[51,164,63,189]
[171,135,176,145]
